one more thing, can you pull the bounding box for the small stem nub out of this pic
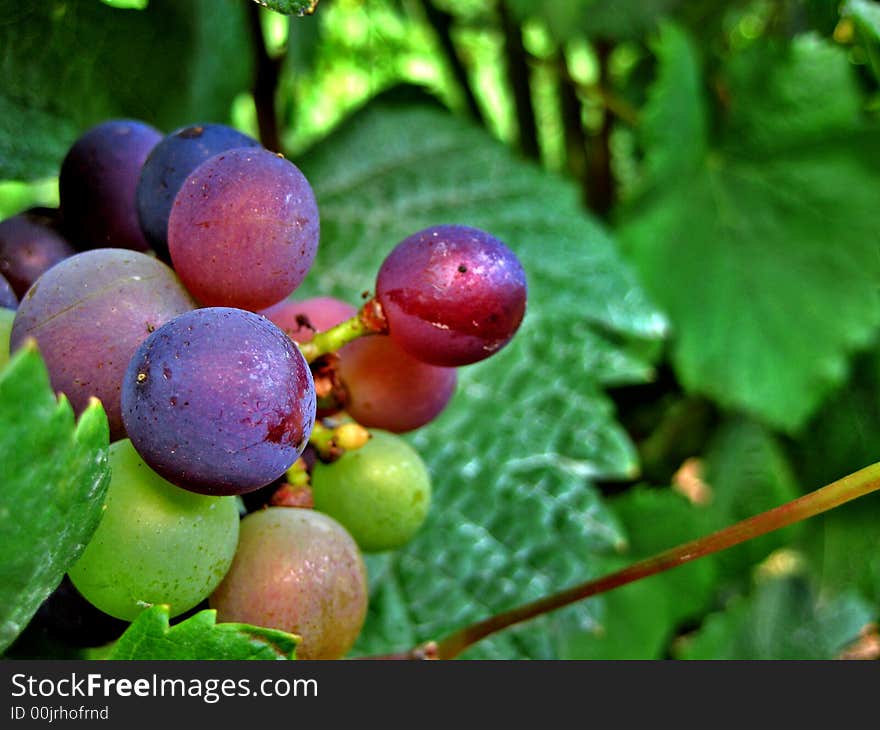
[299,297,388,363]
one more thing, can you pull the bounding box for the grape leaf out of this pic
[675,574,873,660]
[254,0,318,16]
[0,0,252,180]
[105,606,298,660]
[619,31,880,432]
[0,343,110,653]
[298,99,666,658]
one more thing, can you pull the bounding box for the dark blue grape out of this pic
[59,119,162,252]
[136,123,261,260]
[121,307,316,496]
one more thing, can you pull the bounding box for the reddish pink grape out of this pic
[121,307,316,496]
[136,123,261,261]
[260,296,357,343]
[376,225,527,366]
[59,119,162,252]
[167,147,319,311]
[339,335,456,433]
[210,507,367,660]
[0,208,75,298]
[10,249,196,439]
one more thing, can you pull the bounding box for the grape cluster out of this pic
[1,118,527,659]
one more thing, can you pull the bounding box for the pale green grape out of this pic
[311,430,431,552]
[68,439,240,621]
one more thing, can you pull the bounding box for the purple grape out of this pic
[59,119,162,252]
[376,225,527,366]
[0,208,75,298]
[10,249,196,439]
[167,147,319,311]
[0,273,16,310]
[121,307,316,496]
[136,123,261,261]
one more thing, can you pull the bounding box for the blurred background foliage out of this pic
[3,0,880,659]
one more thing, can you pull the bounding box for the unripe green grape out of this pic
[311,430,431,552]
[68,439,240,621]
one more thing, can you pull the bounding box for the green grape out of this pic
[0,307,13,369]
[311,430,432,552]
[68,439,240,621]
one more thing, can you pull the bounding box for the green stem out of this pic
[299,299,388,363]
[406,461,880,659]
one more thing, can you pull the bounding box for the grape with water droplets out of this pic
[167,147,319,310]
[376,224,527,366]
[121,307,316,495]
[210,507,368,660]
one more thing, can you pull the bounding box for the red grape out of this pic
[0,208,75,298]
[376,225,527,366]
[167,147,319,310]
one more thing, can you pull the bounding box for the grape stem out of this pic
[364,461,880,660]
[299,298,388,363]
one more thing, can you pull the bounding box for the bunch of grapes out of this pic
[0,119,527,660]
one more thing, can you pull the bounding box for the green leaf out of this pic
[254,0,318,16]
[0,343,110,653]
[559,488,718,659]
[0,0,252,180]
[676,573,873,660]
[106,606,298,660]
[843,0,880,37]
[640,23,706,184]
[702,418,803,581]
[298,100,666,658]
[620,33,880,431]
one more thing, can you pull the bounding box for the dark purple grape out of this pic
[0,208,75,298]
[10,249,196,439]
[136,123,261,261]
[376,225,527,366]
[30,576,128,648]
[0,273,16,310]
[121,307,316,495]
[59,119,162,251]
[167,147,319,311]
[339,334,456,433]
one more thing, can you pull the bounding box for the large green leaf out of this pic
[620,32,880,432]
[0,0,252,180]
[676,573,873,660]
[0,343,110,653]
[297,99,665,658]
[105,606,298,660]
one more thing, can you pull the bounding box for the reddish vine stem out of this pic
[367,461,880,660]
